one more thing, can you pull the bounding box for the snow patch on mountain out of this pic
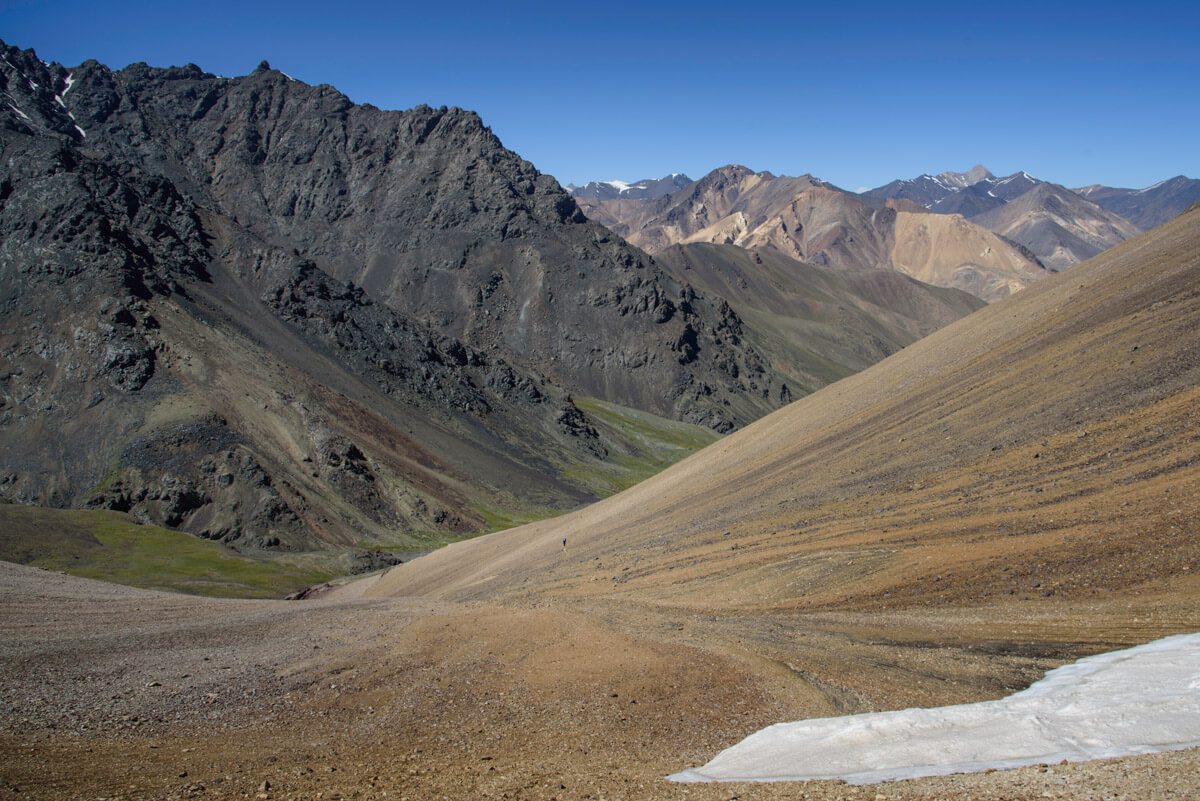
[671,632,1200,785]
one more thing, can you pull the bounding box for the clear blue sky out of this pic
[3,0,1196,190]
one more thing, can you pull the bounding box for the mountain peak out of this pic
[568,172,691,201]
[938,165,994,188]
[965,164,993,183]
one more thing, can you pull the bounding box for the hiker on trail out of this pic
[562,538,567,551]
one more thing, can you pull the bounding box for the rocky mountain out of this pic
[972,182,1142,271]
[866,167,1038,209]
[566,173,691,200]
[654,244,984,395]
[579,165,1049,301]
[927,182,1005,217]
[1076,175,1200,230]
[372,201,1200,621]
[864,164,996,208]
[0,41,795,553]
[867,167,1144,270]
[0,42,982,555]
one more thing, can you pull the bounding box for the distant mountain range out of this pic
[575,166,1049,301]
[863,166,1196,270]
[575,166,1197,285]
[565,173,692,200]
[1075,176,1200,229]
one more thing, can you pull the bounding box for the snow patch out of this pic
[7,102,31,121]
[62,73,76,96]
[670,632,1200,786]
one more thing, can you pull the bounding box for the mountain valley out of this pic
[0,32,1198,801]
[1,42,987,569]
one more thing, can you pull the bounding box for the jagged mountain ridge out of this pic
[865,167,1165,270]
[0,42,983,552]
[0,91,621,551]
[1076,176,1200,230]
[0,42,785,551]
[578,165,1049,301]
[566,173,691,200]
[43,57,791,430]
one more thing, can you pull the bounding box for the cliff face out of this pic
[0,42,788,550]
[45,56,785,429]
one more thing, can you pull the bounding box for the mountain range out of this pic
[3,35,1200,801]
[0,41,978,560]
[575,165,1050,301]
[564,173,692,200]
[577,165,1195,288]
[1075,175,1200,229]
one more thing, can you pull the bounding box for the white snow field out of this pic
[670,632,1200,785]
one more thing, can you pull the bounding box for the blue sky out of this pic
[2,0,1196,190]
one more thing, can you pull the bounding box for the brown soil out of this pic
[3,563,1198,801]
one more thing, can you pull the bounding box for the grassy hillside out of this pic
[0,504,334,598]
[567,397,723,495]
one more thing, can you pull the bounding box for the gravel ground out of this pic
[2,561,1198,801]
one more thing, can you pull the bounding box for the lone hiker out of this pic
[562,538,567,551]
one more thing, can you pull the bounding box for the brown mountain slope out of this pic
[371,206,1200,615]
[579,165,1049,301]
[654,243,984,396]
[972,182,1142,271]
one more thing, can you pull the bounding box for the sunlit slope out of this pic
[371,208,1200,608]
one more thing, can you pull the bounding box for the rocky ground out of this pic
[2,562,1197,801]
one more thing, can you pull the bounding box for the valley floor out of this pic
[2,561,1197,801]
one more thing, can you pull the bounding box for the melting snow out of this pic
[62,73,76,96]
[1136,177,1169,194]
[7,102,31,121]
[670,632,1200,786]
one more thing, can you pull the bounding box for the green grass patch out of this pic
[566,397,723,496]
[472,503,565,534]
[0,504,333,598]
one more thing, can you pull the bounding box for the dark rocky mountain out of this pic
[0,41,796,553]
[928,182,1005,217]
[864,167,1039,209]
[863,165,995,208]
[567,173,692,200]
[1076,176,1200,230]
[1,42,984,558]
[654,244,984,396]
[48,58,787,429]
